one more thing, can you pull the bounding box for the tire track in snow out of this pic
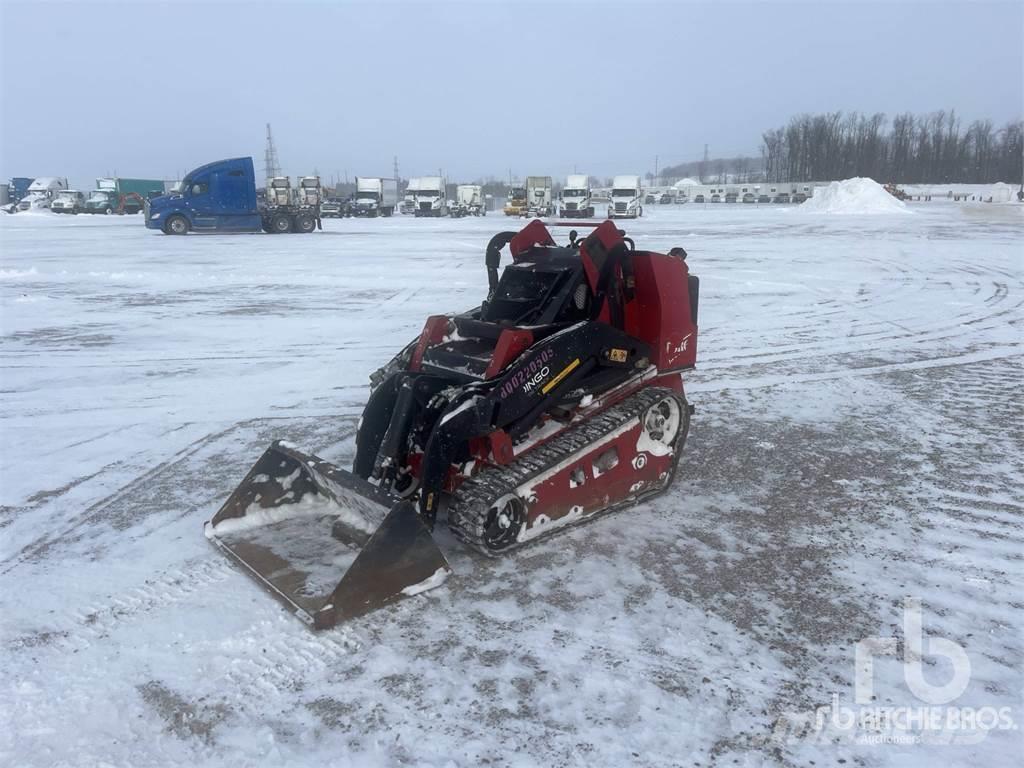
[66,558,238,647]
[0,421,246,574]
[688,345,1022,394]
[5,421,360,656]
[209,620,363,714]
[698,248,1022,375]
[4,555,236,652]
[1,418,358,575]
[860,357,1023,683]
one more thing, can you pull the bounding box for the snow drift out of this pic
[799,177,911,214]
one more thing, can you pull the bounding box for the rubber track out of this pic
[447,386,688,555]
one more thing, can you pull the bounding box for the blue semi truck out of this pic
[3,178,34,211]
[145,157,319,234]
[10,177,34,203]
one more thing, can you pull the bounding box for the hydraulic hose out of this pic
[485,231,518,299]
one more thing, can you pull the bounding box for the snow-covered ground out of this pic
[900,182,1019,202]
[1,202,1021,767]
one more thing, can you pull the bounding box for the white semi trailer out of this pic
[17,177,67,211]
[560,174,593,218]
[414,177,448,217]
[526,176,553,217]
[608,175,643,219]
[451,184,485,217]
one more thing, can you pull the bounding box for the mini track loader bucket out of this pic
[205,441,450,629]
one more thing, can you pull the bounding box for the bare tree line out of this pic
[658,155,761,185]
[760,111,1022,184]
[654,111,1023,186]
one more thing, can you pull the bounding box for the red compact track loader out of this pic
[206,220,699,628]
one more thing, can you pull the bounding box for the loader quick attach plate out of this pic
[205,441,450,630]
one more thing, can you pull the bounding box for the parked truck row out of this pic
[5,156,825,227]
[9,154,809,233]
[321,177,428,218]
[500,174,641,219]
[140,159,643,235]
[16,178,68,211]
[144,158,486,234]
[3,162,642,227]
[4,176,168,214]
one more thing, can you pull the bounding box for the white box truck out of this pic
[451,184,485,217]
[353,177,398,217]
[608,175,643,219]
[526,176,553,217]
[51,189,85,214]
[560,174,593,218]
[414,176,448,217]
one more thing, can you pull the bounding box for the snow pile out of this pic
[673,177,700,188]
[0,267,39,279]
[799,177,910,214]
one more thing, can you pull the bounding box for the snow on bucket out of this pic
[205,440,450,629]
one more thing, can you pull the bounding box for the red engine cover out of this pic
[625,252,697,371]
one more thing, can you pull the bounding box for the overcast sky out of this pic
[1,0,1021,187]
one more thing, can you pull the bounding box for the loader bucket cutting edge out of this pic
[205,440,451,629]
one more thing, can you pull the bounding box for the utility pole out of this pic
[654,155,659,186]
[393,156,400,184]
